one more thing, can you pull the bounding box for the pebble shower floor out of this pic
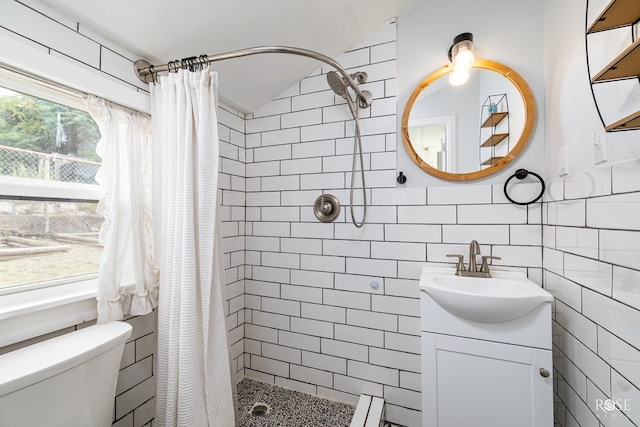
[237,378,355,426]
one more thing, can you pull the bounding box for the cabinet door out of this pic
[422,333,552,427]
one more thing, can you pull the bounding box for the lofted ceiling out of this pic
[39,0,423,113]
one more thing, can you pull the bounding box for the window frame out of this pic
[0,66,103,295]
[0,29,149,347]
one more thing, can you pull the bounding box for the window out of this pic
[0,67,102,292]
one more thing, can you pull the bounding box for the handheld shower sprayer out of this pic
[326,71,348,98]
[325,69,370,228]
[326,71,372,108]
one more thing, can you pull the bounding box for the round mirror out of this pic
[402,59,535,181]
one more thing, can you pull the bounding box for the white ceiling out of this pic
[40,0,423,112]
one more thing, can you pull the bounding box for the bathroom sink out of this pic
[420,266,553,323]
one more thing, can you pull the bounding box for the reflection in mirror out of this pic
[408,115,455,171]
[402,59,535,181]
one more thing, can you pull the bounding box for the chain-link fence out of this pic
[0,144,100,184]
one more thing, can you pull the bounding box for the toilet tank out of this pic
[0,321,133,427]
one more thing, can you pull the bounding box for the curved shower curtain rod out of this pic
[133,45,373,108]
[136,45,372,228]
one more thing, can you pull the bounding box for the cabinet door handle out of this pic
[539,368,550,378]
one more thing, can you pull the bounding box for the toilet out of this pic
[0,321,133,427]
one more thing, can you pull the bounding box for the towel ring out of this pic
[503,169,545,205]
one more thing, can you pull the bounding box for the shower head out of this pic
[327,71,372,108]
[326,71,347,98]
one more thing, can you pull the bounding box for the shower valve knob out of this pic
[314,194,340,223]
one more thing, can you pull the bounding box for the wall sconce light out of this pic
[448,32,474,86]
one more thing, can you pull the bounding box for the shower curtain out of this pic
[151,68,236,426]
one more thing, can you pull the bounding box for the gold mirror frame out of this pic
[401,59,536,181]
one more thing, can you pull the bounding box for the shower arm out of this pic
[134,45,373,108]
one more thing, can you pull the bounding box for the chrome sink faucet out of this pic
[447,240,501,278]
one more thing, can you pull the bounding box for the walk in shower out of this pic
[136,45,381,425]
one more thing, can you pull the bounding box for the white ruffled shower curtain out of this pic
[88,96,158,324]
[151,68,236,427]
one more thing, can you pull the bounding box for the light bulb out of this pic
[452,40,474,71]
[447,33,475,86]
[449,69,469,86]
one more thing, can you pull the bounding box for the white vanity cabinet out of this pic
[420,266,553,427]
[421,332,552,427]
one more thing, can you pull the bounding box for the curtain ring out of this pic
[148,65,156,83]
[198,55,208,70]
[503,168,545,205]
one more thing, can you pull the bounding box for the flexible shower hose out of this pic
[344,89,367,228]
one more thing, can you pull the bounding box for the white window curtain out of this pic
[87,96,158,324]
[151,68,236,426]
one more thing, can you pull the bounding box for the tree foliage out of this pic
[0,88,100,161]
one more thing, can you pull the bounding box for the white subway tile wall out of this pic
[215,101,247,394]
[7,2,640,427]
[242,22,545,426]
[1,1,149,93]
[545,162,640,427]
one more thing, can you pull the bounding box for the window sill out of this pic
[0,279,97,348]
